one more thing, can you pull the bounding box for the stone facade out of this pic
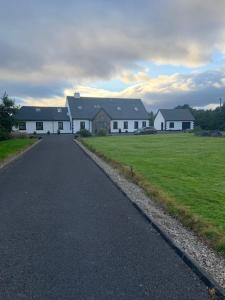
[92,109,111,134]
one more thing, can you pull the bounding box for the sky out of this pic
[1,0,225,111]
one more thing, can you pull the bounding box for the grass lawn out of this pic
[82,134,225,254]
[0,138,37,163]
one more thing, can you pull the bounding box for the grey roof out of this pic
[159,109,195,121]
[16,106,70,121]
[67,96,149,120]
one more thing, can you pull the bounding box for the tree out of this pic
[0,92,18,133]
[148,111,155,126]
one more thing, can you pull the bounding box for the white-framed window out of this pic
[113,121,118,130]
[36,122,43,131]
[123,121,128,130]
[80,121,85,130]
[134,121,139,129]
[58,121,63,130]
[169,122,174,129]
[142,121,146,128]
[19,121,26,130]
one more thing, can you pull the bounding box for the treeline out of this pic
[175,104,225,130]
[148,104,225,130]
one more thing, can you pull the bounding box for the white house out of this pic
[15,94,149,134]
[15,107,72,134]
[154,109,195,131]
[66,94,149,134]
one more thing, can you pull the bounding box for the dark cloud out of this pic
[0,80,71,99]
[143,70,225,110]
[1,0,225,104]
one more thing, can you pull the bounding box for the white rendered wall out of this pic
[110,120,149,133]
[73,120,92,133]
[15,121,71,134]
[154,111,165,130]
[165,121,194,131]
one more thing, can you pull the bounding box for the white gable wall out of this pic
[154,111,165,130]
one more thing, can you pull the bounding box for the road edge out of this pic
[0,138,42,170]
[74,138,225,300]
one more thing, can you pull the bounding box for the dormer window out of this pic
[78,106,82,110]
[134,107,139,111]
[94,104,100,109]
[36,108,41,112]
[117,106,121,111]
[57,108,62,113]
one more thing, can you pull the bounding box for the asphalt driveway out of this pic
[0,135,210,299]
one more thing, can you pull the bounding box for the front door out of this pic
[182,122,191,130]
[161,122,164,131]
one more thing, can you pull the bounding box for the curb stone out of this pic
[74,139,225,300]
[0,139,42,170]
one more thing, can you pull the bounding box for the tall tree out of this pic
[148,111,155,126]
[0,92,18,132]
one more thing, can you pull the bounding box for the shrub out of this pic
[79,129,92,137]
[0,127,10,141]
[211,130,223,137]
[47,130,50,135]
[97,128,107,136]
[33,131,37,135]
[10,131,28,139]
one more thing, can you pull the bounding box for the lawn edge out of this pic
[75,138,225,300]
[0,139,41,170]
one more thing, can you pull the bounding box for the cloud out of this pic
[1,0,225,107]
[71,69,225,110]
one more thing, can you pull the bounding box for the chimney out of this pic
[74,92,80,99]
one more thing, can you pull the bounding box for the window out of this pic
[58,121,63,130]
[142,121,146,128]
[123,121,128,130]
[169,122,174,129]
[19,122,26,130]
[36,122,43,131]
[80,121,85,130]
[113,121,118,130]
[134,121,139,129]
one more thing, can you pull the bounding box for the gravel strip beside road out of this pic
[77,139,225,290]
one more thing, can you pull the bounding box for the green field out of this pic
[0,138,36,163]
[82,134,225,254]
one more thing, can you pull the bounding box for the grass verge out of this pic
[81,134,225,256]
[0,138,37,164]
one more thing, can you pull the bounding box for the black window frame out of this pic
[134,121,139,129]
[113,121,118,130]
[36,121,43,131]
[123,121,128,130]
[80,121,85,130]
[169,122,174,129]
[142,121,146,128]
[19,121,26,130]
[58,121,63,130]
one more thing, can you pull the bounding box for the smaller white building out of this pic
[154,109,195,131]
[15,107,72,134]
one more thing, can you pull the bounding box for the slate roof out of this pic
[67,97,149,120]
[16,106,70,121]
[159,109,195,121]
